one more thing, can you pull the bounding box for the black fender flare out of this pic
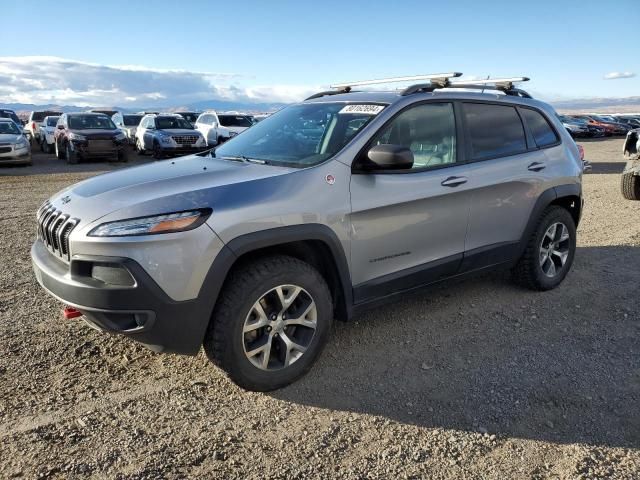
[195,224,354,333]
[515,183,582,260]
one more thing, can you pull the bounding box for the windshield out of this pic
[123,115,143,126]
[155,116,193,130]
[218,115,254,127]
[69,115,116,130]
[0,121,20,134]
[177,113,198,123]
[46,117,60,126]
[0,111,20,124]
[214,103,384,167]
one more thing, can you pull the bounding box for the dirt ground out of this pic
[0,139,638,479]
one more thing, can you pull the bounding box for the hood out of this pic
[46,153,294,231]
[0,134,23,143]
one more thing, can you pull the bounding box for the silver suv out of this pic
[31,74,583,391]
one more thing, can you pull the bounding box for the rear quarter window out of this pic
[520,108,559,147]
[463,103,527,161]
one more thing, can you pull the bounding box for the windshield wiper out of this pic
[219,155,268,165]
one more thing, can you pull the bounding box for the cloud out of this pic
[0,56,318,106]
[604,71,636,80]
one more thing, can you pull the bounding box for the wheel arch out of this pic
[516,184,582,259]
[197,224,353,344]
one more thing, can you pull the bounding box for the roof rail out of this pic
[401,76,532,98]
[305,73,463,100]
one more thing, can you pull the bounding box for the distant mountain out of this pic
[4,95,640,117]
[0,99,288,118]
[551,96,640,113]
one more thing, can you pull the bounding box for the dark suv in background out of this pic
[54,112,127,164]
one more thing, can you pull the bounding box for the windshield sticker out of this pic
[338,104,385,115]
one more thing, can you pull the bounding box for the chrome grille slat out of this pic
[172,135,199,145]
[36,201,79,262]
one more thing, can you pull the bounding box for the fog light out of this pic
[91,263,135,286]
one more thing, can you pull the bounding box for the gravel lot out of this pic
[1,139,638,479]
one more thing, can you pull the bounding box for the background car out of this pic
[112,113,144,145]
[194,111,231,146]
[38,115,60,153]
[53,112,127,164]
[135,113,207,159]
[217,113,254,136]
[584,115,629,135]
[25,110,62,143]
[557,115,590,138]
[174,111,200,127]
[614,115,640,129]
[0,109,22,128]
[0,118,31,166]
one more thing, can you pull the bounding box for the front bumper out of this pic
[158,144,208,156]
[71,140,125,158]
[31,239,226,354]
[0,147,31,164]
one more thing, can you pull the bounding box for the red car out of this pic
[578,115,627,136]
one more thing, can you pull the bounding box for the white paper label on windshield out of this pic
[338,104,384,115]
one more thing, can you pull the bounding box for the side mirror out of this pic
[365,144,414,170]
[57,124,64,130]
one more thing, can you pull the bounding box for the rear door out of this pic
[460,102,558,269]
[349,102,473,303]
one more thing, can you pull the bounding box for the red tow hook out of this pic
[63,306,83,319]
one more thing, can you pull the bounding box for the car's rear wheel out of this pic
[65,143,78,164]
[512,206,576,291]
[203,255,332,391]
[621,172,640,200]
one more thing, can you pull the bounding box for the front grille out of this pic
[36,201,79,262]
[0,147,11,154]
[172,135,199,145]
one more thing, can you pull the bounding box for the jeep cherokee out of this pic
[31,73,583,391]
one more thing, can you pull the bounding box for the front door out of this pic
[349,102,472,303]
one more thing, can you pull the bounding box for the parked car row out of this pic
[558,113,640,138]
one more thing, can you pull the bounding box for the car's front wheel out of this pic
[204,255,333,391]
[512,206,576,291]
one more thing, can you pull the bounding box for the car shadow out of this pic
[588,162,626,174]
[270,245,640,449]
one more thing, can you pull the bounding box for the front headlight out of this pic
[88,209,212,237]
[69,132,87,142]
[160,135,173,145]
[114,132,126,141]
[16,136,28,147]
[196,136,206,146]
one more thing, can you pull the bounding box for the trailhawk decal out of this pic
[338,104,385,115]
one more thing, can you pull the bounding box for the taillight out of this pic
[32,122,36,130]
[577,144,584,161]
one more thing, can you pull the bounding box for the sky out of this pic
[0,0,638,107]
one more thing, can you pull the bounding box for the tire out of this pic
[203,255,333,391]
[621,172,640,200]
[136,138,146,155]
[512,206,576,291]
[65,143,78,164]
[117,149,127,162]
[152,141,163,160]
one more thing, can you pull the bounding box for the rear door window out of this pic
[462,103,527,160]
[520,108,559,148]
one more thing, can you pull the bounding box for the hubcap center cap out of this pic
[272,319,285,334]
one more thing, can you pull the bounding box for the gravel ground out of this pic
[0,140,638,479]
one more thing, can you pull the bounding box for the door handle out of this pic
[527,161,546,172]
[441,176,468,187]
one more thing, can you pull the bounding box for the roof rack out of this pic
[401,76,532,98]
[305,73,463,100]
